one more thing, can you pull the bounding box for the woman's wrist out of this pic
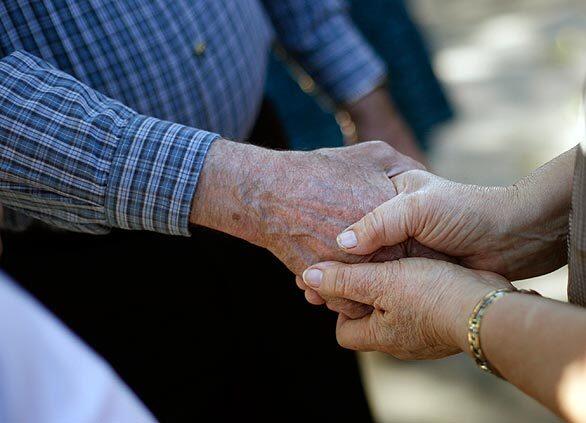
[501,172,570,278]
[449,283,497,353]
[445,270,513,354]
[504,147,575,247]
[480,148,576,277]
[462,163,571,280]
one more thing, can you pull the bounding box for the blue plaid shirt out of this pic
[0,0,386,235]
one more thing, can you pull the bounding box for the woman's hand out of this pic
[336,158,573,280]
[303,258,586,423]
[302,258,511,359]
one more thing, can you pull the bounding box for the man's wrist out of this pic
[189,139,280,247]
[343,86,426,163]
[344,86,393,127]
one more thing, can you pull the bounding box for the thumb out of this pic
[336,194,414,255]
[353,141,425,176]
[302,262,387,306]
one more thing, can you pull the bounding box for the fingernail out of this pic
[337,230,358,249]
[303,268,323,288]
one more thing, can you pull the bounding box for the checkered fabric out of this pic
[0,0,385,235]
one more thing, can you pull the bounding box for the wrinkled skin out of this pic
[252,143,450,317]
[191,140,449,319]
[259,141,418,275]
[338,170,569,281]
[303,258,512,360]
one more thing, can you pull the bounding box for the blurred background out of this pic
[359,0,586,422]
[1,1,583,422]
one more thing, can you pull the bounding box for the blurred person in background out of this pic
[0,271,156,423]
[303,145,586,422]
[0,0,439,420]
[0,239,154,422]
[266,0,452,155]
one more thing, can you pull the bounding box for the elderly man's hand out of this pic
[259,141,430,315]
[302,258,511,359]
[191,139,442,318]
[257,141,420,275]
[335,168,570,281]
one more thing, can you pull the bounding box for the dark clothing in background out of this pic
[266,0,453,151]
[0,101,373,422]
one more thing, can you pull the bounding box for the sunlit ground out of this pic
[361,0,586,421]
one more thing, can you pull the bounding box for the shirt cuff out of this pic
[105,114,219,236]
[299,13,388,104]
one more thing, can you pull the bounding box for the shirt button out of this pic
[193,42,207,56]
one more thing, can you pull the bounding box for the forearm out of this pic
[189,139,278,247]
[0,50,216,235]
[511,146,577,232]
[345,86,391,123]
[342,86,426,163]
[455,293,586,421]
[494,147,578,278]
[264,0,386,104]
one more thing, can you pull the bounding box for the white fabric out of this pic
[0,272,156,423]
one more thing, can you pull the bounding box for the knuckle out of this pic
[399,194,421,235]
[377,206,396,242]
[332,265,353,298]
[398,169,427,192]
[365,140,396,158]
[402,193,421,217]
[361,211,384,243]
[403,192,419,210]
[382,260,404,283]
[365,140,387,150]
[366,265,384,292]
[406,168,428,181]
[376,260,408,301]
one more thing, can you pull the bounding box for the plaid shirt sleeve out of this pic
[262,0,387,104]
[0,51,218,236]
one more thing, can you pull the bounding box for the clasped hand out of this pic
[302,162,570,360]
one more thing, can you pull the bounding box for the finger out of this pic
[324,298,373,320]
[384,153,426,178]
[300,286,372,318]
[335,313,379,351]
[357,141,425,175]
[303,262,389,306]
[295,276,306,290]
[299,265,372,317]
[336,194,413,255]
[304,289,325,305]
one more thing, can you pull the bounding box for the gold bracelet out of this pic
[467,287,541,378]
